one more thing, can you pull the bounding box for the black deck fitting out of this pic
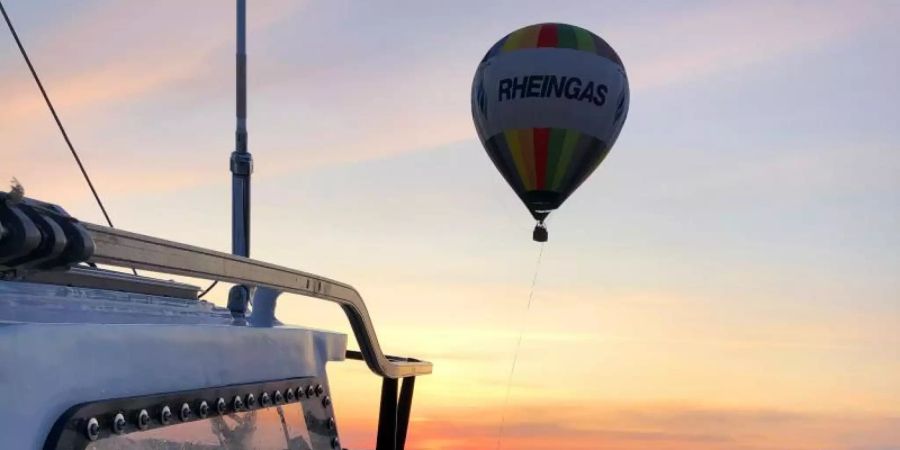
[375,376,416,450]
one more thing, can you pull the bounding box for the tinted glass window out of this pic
[87,404,313,450]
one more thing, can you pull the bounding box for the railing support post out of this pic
[396,376,416,450]
[376,377,399,450]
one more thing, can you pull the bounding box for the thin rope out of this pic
[496,242,545,450]
[1,1,136,275]
[198,280,218,299]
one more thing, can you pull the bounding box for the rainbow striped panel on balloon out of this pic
[472,23,629,223]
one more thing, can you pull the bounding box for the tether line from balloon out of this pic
[496,242,545,450]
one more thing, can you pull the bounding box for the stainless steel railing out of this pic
[83,223,432,379]
[0,192,430,379]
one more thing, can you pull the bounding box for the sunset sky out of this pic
[2,1,899,449]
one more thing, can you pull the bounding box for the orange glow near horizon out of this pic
[325,363,900,450]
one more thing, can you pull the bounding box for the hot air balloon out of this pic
[471,23,629,242]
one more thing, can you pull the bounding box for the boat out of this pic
[0,2,432,449]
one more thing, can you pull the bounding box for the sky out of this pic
[2,1,899,449]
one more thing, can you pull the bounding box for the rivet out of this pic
[322,395,331,408]
[233,395,244,411]
[198,401,209,418]
[216,398,227,415]
[85,417,100,441]
[327,417,335,430]
[246,393,257,409]
[305,385,315,398]
[331,437,340,449]
[274,390,285,404]
[261,392,272,407]
[113,413,126,434]
[160,405,172,425]
[136,410,150,430]
[315,384,324,397]
[179,403,192,422]
[285,388,296,402]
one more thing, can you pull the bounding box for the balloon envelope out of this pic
[471,23,629,221]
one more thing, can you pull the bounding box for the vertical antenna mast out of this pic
[227,0,252,318]
[231,0,251,258]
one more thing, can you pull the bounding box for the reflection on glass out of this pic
[89,404,313,450]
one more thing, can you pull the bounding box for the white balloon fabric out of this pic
[472,23,629,223]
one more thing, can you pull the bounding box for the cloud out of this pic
[1,0,481,202]
[0,0,299,123]
[3,0,892,204]
[621,1,889,90]
[0,1,307,200]
[399,403,900,450]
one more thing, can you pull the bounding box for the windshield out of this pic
[87,403,314,450]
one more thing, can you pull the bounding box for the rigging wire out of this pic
[1,1,136,275]
[198,280,218,299]
[496,242,545,450]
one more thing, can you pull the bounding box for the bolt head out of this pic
[180,403,192,422]
[216,398,227,415]
[113,413,126,434]
[198,401,209,418]
[85,417,101,441]
[160,406,172,425]
[137,410,150,430]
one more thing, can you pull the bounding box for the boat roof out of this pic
[0,279,347,449]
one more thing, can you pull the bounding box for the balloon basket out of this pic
[532,223,548,242]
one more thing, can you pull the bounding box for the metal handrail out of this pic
[82,222,431,379]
